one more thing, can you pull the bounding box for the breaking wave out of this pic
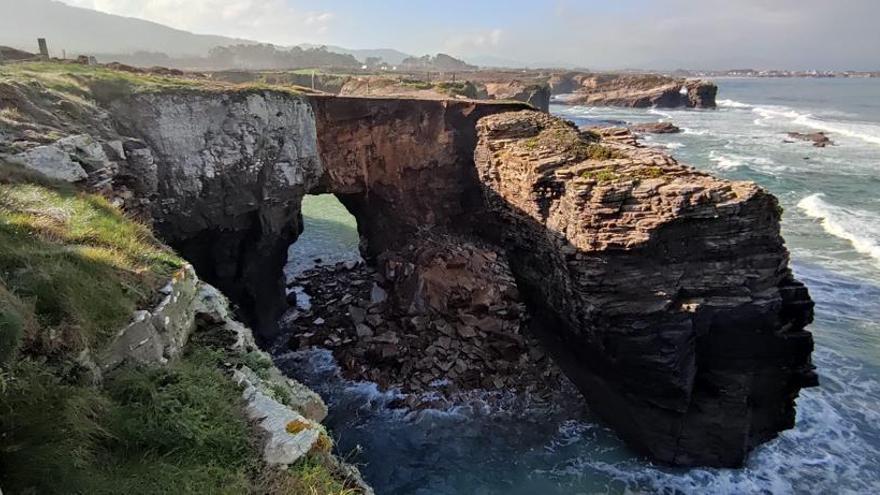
[793,114,880,146]
[718,97,880,147]
[709,150,778,173]
[717,98,752,109]
[798,193,880,264]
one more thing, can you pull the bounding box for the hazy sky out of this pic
[59,0,880,70]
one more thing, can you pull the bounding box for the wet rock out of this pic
[787,131,833,147]
[370,283,388,305]
[355,324,373,338]
[630,122,682,134]
[348,305,366,324]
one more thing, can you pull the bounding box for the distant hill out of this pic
[299,45,412,65]
[400,53,477,72]
[0,0,474,70]
[0,0,257,57]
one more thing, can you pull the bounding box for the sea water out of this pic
[278,78,880,494]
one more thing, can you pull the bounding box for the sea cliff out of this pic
[0,60,812,488]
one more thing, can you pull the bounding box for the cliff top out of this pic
[0,158,362,493]
[0,61,319,100]
[0,160,183,362]
[477,111,765,251]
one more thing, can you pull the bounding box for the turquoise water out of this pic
[280,78,880,494]
[284,194,362,281]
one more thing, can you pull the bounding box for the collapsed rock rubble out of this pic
[281,232,565,407]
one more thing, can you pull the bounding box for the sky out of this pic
[58,0,880,70]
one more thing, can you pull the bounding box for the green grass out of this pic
[260,456,358,495]
[0,161,182,357]
[580,167,619,182]
[0,62,307,105]
[399,78,435,90]
[522,124,623,163]
[580,165,666,184]
[0,162,362,494]
[434,81,479,98]
[0,347,255,494]
[574,143,621,161]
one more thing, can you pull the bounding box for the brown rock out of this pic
[474,109,815,468]
[630,122,682,134]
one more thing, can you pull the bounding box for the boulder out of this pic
[630,122,682,134]
[787,131,833,147]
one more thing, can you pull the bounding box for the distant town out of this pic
[670,68,879,78]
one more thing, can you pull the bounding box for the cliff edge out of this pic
[473,111,815,466]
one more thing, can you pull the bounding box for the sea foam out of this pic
[798,193,880,264]
[793,114,880,146]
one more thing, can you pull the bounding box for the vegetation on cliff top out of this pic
[0,161,182,361]
[0,163,357,494]
[0,62,312,105]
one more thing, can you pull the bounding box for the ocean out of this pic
[277,77,880,494]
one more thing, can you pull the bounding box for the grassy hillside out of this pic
[0,162,356,494]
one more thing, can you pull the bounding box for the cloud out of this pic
[541,0,880,69]
[443,28,503,54]
[58,0,335,44]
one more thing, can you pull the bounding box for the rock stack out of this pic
[473,110,816,467]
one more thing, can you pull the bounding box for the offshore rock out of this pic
[554,73,717,108]
[686,79,718,108]
[629,122,682,134]
[786,131,834,147]
[473,110,816,467]
[484,81,552,112]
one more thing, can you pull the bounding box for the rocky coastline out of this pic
[1,61,812,473]
[207,68,714,111]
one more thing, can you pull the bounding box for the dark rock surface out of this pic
[686,79,718,108]
[473,110,816,467]
[786,131,834,147]
[629,122,682,134]
[105,91,323,338]
[282,233,565,406]
[309,95,529,257]
[5,68,812,468]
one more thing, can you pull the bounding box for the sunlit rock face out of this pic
[472,110,816,467]
[106,91,323,337]
[86,88,809,467]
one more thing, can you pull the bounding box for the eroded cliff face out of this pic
[4,68,812,468]
[483,81,551,112]
[550,73,717,108]
[473,111,816,466]
[105,90,323,337]
[309,96,529,256]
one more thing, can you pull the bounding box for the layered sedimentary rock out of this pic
[629,122,682,134]
[484,81,551,112]
[551,73,717,108]
[3,63,814,468]
[685,79,718,108]
[473,111,816,466]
